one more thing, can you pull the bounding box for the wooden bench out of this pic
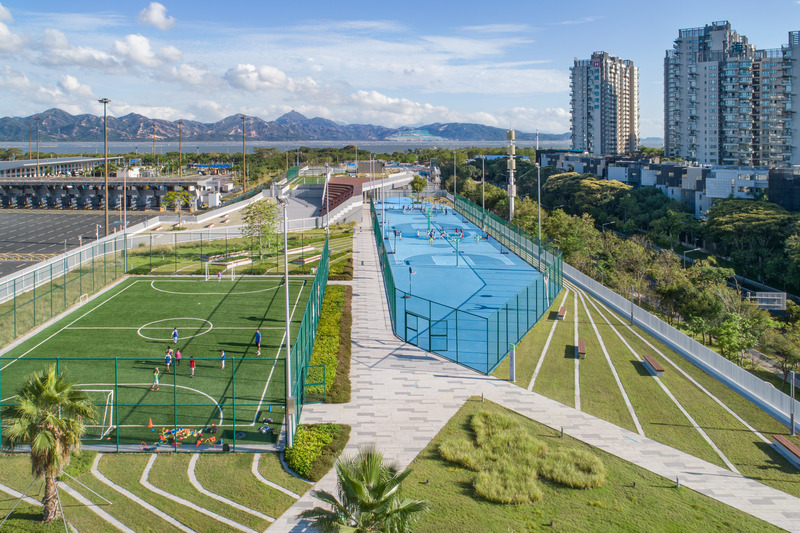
[773,434,800,470]
[281,245,316,256]
[576,339,586,359]
[292,254,322,265]
[557,307,567,320]
[204,223,215,229]
[643,354,664,377]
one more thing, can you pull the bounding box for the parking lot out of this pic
[0,210,152,278]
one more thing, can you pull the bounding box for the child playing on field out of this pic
[172,327,178,344]
[151,367,160,391]
[189,356,195,377]
[220,350,226,369]
[165,348,172,373]
[175,349,181,367]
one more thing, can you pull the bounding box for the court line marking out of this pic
[0,280,140,372]
[137,318,213,341]
[76,382,224,426]
[149,279,305,296]
[253,279,308,424]
[65,326,288,330]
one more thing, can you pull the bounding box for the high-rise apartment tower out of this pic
[571,51,639,155]
[664,21,800,166]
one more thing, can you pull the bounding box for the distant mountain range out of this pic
[0,108,572,143]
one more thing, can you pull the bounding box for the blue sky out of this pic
[0,1,796,137]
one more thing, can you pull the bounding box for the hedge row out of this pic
[284,423,351,481]
[327,285,352,403]
[307,285,346,399]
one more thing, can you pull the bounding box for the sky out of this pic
[0,1,796,137]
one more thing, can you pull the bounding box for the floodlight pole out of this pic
[241,115,247,192]
[98,98,110,236]
[324,163,330,234]
[281,198,294,447]
[453,150,457,200]
[481,156,485,230]
[177,121,183,179]
[35,117,41,178]
[537,162,542,270]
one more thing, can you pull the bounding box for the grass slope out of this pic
[403,398,781,533]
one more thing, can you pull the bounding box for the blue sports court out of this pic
[372,196,561,374]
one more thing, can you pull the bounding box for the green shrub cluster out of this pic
[329,256,353,280]
[439,411,605,504]
[327,285,352,403]
[285,423,351,481]
[307,285,350,401]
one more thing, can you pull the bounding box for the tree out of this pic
[163,190,192,225]
[759,326,800,392]
[410,176,426,195]
[1,365,96,523]
[241,199,279,260]
[299,444,428,532]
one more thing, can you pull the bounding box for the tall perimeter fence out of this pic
[564,262,800,433]
[0,219,331,448]
[372,195,562,374]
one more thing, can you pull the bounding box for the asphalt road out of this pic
[0,210,153,278]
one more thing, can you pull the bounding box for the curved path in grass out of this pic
[139,454,257,533]
[251,453,303,499]
[187,454,275,522]
[91,453,197,533]
[272,215,800,532]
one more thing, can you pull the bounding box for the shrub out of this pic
[307,285,348,400]
[285,424,351,481]
[474,467,543,504]
[327,285,352,403]
[537,449,606,489]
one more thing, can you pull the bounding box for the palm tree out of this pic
[1,365,96,523]
[299,444,428,532]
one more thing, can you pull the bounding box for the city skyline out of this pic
[0,1,796,138]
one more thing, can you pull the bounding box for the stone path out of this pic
[270,216,800,532]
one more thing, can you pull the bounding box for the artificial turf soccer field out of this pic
[0,276,312,450]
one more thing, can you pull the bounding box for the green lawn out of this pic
[1,276,310,448]
[403,398,781,533]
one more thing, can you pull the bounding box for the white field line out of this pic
[584,294,741,474]
[574,288,581,411]
[65,326,287,330]
[528,290,571,391]
[590,295,771,445]
[253,279,308,425]
[58,481,135,533]
[140,455,256,533]
[1,281,138,372]
[577,290,645,436]
[91,453,196,533]
[251,454,302,499]
[187,455,274,523]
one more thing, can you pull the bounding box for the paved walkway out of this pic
[270,216,800,532]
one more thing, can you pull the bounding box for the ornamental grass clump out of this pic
[438,410,605,505]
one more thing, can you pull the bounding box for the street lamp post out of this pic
[35,117,41,178]
[536,162,542,268]
[98,98,110,236]
[323,163,330,234]
[452,150,457,200]
[683,247,702,268]
[481,155,486,230]
[279,197,294,447]
[240,115,247,192]
[177,121,183,179]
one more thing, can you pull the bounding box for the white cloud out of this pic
[39,29,119,69]
[0,66,33,91]
[461,24,530,33]
[138,2,176,31]
[58,75,95,99]
[163,63,213,86]
[0,21,21,51]
[110,103,187,121]
[493,106,571,133]
[158,45,182,63]
[224,64,319,93]
[114,34,158,67]
[0,3,12,22]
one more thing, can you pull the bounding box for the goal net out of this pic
[79,389,115,440]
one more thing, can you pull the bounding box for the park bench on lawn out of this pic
[557,307,567,320]
[772,434,800,470]
[643,354,665,377]
[292,254,322,265]
[576,339,586,359]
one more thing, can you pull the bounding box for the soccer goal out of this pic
[204,259,252,281]
[78,293,89,306]
[80,389,115,440]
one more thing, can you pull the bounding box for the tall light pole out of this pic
[28,124,32,159]
[280,197,294,447]
[240,115,247,192]
[35,117,41,178]
[481,155,485,229]
[536,162,542,267]
[177,120,183,179]
[324,163,330,234]
[452,150,457,199]
[98,98,110,236]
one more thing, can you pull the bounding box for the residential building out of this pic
[570,51,639,155]
[664,22,799,166]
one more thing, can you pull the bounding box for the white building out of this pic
[571,51,639,155]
